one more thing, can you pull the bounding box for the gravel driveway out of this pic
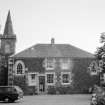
[0,94,91,105]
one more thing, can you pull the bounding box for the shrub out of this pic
[47,86,56,94]
[56,86,74,94]
[25,86,38,95]
[47,85,74,94]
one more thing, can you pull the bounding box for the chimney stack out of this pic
[51,38,55,45]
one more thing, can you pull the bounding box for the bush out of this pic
[56,86,75,94]
[47,86,56,94]
[47,85,74,94]
[25,86,38,95]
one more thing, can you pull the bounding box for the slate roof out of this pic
[13,43,94,58]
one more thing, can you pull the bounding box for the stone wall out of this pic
[13,57,99,94]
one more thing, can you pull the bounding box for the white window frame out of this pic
[60,58,71,70]
[45,72,55,85]
[28,72,38,86]
[89,61,98,75]
[61,72,71,85]
[44,58,55,70]
[14,60,25,75]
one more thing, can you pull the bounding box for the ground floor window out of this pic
[31,74,36,80]
[62,74,69,83]
[28,72,38,86]
[47,74,54,83]
[46,72,55,85]
[61,72,71,85]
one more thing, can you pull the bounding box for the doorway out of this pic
[39,76,45,93]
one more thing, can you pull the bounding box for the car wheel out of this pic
[4,97,9,102]
[4,97,15,103]
[8,98,15,103]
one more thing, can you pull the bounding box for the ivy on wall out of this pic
[72,58,99,93]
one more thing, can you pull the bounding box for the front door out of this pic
[39,76,45,93]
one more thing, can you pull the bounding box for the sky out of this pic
[0,0,105,54]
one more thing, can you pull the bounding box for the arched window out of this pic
[15,60,25,75]
[17,63,23,74]
[89,61,98,75]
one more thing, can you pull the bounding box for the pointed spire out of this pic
[3,10,14,35]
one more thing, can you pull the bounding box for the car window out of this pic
[0,87,12,93]
[15,86,23,92]
[0,86,23,93]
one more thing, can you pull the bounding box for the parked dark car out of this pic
[0,85,23,102]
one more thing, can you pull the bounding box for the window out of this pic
[47,74,54,83]
[17,63,23,74]
[44,58,55,70]
[62,74,69,83]
[61,72,71,85]
[46,73,55,85]
[60,58,70,70]
[28,73,38,86]
[89,61,98,75]
[15,60,25,75]
[31,74,36,80]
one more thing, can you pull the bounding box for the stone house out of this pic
[11,38,98,94]
[0,11,99,95]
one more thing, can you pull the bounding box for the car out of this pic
[0,85,23,103]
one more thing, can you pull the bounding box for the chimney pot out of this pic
[51,38,55,45]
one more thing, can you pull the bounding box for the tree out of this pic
[96,32,105,60]
[95,32,105,85]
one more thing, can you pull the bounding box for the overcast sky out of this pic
[0,0,105,54]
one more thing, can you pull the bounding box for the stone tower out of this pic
[0,10,16,56]
[0,11,16,85]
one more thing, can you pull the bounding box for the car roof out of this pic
[0,85,18,88]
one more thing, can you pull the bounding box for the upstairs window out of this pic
[60,58,70,70]
[44,58,55,70]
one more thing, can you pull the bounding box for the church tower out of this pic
[0,10,16,56]
[0,11,16,86]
